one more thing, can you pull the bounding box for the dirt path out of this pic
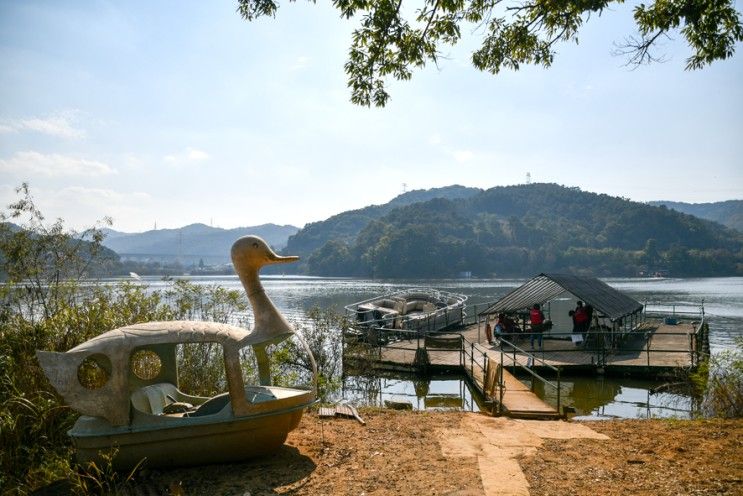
[145,410,743,496]
[440,415,608,496]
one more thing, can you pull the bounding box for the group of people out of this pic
[487,300,593,350]
[485,312,519,345]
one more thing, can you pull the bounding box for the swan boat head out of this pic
[231,235,299,347]
[230,235,299,273]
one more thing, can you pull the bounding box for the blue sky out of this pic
[1,0,742,232]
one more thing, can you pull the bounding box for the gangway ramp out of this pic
[466,342,562,420]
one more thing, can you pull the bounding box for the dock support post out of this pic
[470,341,474,377]
[499,348,505,415]
[557,366,561,416]
[647,337,651,368]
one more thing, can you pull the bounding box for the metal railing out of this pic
[491,325,707,369]
[494,336,561,416]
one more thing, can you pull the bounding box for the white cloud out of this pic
[0,185,152,232]
[290,56,310,71]
[53,186,150,206]
[163,147,210,166]
[0,112,86,139]
[452,149,474,163]
[186,148,209,161]
[0,151,117,177]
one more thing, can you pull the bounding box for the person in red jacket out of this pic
[574,300,590,337]
[529,303,545,350]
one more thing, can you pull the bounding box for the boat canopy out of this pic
[478,273,643,322]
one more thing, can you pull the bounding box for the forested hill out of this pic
[283,185,482,259]
[648,200,743,232]
[299,184,743,278]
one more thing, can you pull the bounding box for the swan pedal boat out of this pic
[36,236,317,469]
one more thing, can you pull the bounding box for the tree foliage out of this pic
[237,0,743,106]
[0,183,118,322]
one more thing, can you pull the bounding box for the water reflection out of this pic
[339,373,697,419]
[528,375,697,419]
[341,374,482,412]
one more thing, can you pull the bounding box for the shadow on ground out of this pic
[150,445,317,495]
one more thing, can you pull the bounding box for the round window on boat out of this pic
[130,349,162,381]
[77,354,111,390]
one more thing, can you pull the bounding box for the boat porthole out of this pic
[77,354,111,390]
[130,349,162,381]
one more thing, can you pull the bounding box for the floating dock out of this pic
[343,318,708,419]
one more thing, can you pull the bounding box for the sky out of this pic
[1,0,742,233]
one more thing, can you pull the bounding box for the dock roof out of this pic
[479,273,643,321]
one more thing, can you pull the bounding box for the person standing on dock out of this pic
[530,303,545,350]
[485,318,493,345]
[574,301,590,338]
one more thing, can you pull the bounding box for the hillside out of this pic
[103,223,299,264]
[283,185,482,260]
[1,222,120,280]
[649,200,743,232]
[301,184,743,278]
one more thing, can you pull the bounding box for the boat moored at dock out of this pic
[345,288,467,337]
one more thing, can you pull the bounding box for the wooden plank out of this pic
[318,407,335,418]
[336,404,366,425]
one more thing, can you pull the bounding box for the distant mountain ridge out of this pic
[648,200,743,232]
[292,184,743,278]
[102,223,299,263]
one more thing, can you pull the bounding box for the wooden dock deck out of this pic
[359,321,698,372]
[457,321,699,368]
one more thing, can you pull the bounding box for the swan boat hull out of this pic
[70,386,314,469]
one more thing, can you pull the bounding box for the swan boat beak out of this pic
[267,253,299,265]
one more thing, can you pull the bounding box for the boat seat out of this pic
[131,383,184,415]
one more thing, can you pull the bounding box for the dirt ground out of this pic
[143,410,743,496]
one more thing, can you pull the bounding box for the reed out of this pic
[692,337,743,418]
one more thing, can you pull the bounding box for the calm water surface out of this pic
[129,275,742,419]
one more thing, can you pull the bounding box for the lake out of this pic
[125,275,743,419]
